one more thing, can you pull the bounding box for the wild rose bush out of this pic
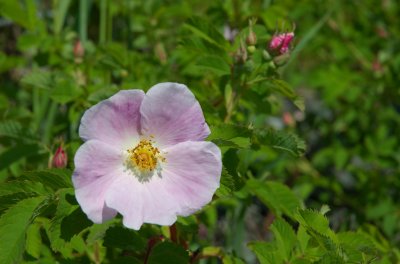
[0,1,399,264]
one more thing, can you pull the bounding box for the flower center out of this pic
[127,139,164,172]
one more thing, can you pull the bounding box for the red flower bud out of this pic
[269,32,294,54]
[52,146,68,168]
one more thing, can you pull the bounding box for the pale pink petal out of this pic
[104,141,221,229]
[72,140,123,223]
[79,90,145,149]
[140,83,210,147]
[161,141,222,216]
[104,175,179,230]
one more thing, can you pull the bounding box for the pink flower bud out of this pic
[52,146,68,168]
[74,40,85,58]
[269,32,294,54]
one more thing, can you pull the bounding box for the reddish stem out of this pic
[144,235,163,264]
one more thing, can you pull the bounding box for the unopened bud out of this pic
[154,43,167,64]
[247,45,256,54]
[246,31,257,46]
[74,40,84,63]
[269,32,294,54]
[74,40,84,57]
[52,146,67,168]
[282,112,295,127]
[235,39,248,63]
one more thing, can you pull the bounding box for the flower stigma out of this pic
[126,138,165,180]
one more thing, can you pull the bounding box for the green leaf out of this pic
[183,17,228,50]
[297,225,310,253]
[147,241,189,264]
[264,79,305,111]
[0,192,37,216]
[0,144,40,171]
[0,180,48,197]
[50,74,83,104]
[48,188,91,256]
[338,232,377,261]
[53,0,72,34]
[295,209,340,253]
[216,166,244,197]
[248,241,283,264]
[194,56,231,76]
[20,70,52,89]
[0,120,38,142]
[0,196,46,264]
[222,255,246,264]
[247,179,301,219]
[25,221,42,258]
[22,169,72,191]
[209,124,252,141]
[254,129,306,157]
[103,226,146,252]
[209,124,252,149]
[270,218,297,261]
[0,0,33,29]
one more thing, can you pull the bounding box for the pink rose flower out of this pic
[72,83,222,230]
[269,32,294,54]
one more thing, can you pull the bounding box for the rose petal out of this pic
[104,141,221,229]
[79,90,145,149]
[161,141,222,216]
[72,140,123,223]
[104,174,179,230]
[140,83,210,147]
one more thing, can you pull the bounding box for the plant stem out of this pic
[99,0,107,44]
[79,0,89,43]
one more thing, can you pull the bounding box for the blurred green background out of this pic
[0,0,399,263]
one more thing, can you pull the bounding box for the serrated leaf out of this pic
[0,192,37,216]
[0,181,48,197]
[20,70,52,89]
[0,144,40,170]
[22,169,72,191]
[183,17,228,51]
[247,179,301,219]
[315,252,345,264]
[254,129,306,157]
[270,218,297,261]
[0,120,38,142]
[0,196,46,264]
[48,188,91,256]
[147,241,189,264]
[296,209,340,253]
[338,232,377,261]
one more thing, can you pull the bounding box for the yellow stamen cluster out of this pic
[127,139,164,172]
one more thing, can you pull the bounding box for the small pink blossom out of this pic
[269,32,294,54]
[52,146,68,168]
[72,83,222,230]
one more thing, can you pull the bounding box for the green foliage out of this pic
[147,241,189,264]
[0,196,46,264]
[0,0,399,263]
